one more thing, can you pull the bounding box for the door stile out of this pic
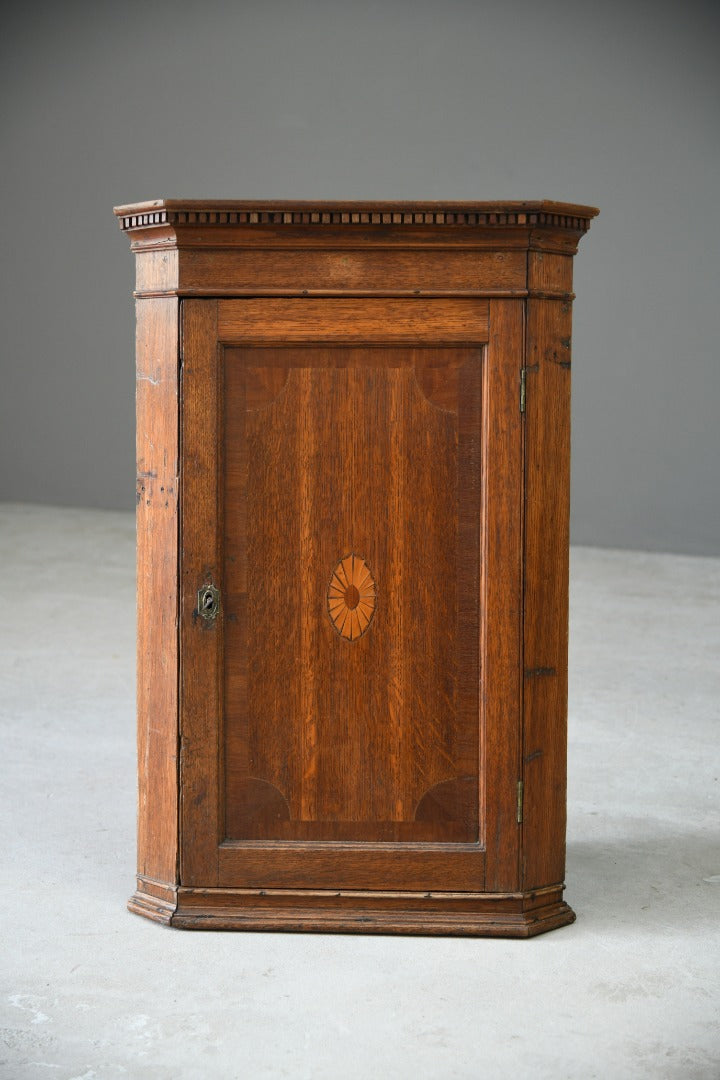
[482,299,525,892]
[179,299,224,886]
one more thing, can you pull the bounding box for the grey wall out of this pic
[1,0,718,554]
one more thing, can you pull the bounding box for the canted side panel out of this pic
[135,249,179,295]
[135,297,180,885]
[522,296,573,891]
[223,345,482,844]
[527,252,574,297]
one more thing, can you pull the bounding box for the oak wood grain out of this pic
[222,344,481,845]
[164,247,526,299]
[217,841,485,891]
[482,300,524,891]
[120,198,596,935]
[181,300,490,892]
[134,297,180,889]
[170,884,573,937]
[218,298,489,342]
[115,197,598,228]
[179,299,222,887]
[522,296,574,891]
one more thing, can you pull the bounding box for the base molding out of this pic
[128,890,177,925]
[127,876,178,925]
[128,880,575,937]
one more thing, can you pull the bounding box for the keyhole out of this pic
[197,584,220,621]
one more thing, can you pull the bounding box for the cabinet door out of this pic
[180,298,522,892]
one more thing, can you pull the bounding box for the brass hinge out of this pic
[516,780,524,824]
[520,368,526,414]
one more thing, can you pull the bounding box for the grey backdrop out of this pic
[1,0,718,554]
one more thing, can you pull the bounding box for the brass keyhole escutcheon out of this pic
[197,583,220,623]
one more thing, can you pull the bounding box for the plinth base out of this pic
[128,880,575,938]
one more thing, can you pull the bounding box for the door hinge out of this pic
[516,780,524,824]
[520,368,526,413]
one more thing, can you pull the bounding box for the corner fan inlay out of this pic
[327,555,376,641]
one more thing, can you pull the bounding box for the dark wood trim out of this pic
[135,288,538,299]
[133,288,575,299]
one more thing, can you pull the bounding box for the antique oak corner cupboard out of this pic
[115,199,597,937]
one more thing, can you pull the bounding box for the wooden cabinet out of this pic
[115,200,597,936]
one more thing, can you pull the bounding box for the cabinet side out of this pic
[129,296,181,923]
[522,257,574,892]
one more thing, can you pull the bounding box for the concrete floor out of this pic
[0,503,718,1080]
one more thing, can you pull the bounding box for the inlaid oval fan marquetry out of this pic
[327,554,376,641]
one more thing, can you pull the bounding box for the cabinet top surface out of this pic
[115,198,598,230]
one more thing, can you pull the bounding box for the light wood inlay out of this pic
[327,554,376,641]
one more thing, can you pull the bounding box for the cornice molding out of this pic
[115,199,598,234]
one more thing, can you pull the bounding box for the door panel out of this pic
[223,345,481,845]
